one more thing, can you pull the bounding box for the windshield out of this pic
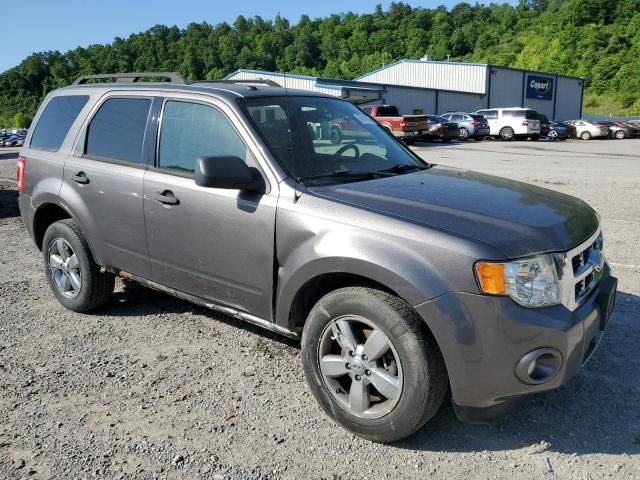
[241,96,426,185]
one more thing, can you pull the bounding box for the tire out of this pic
[581,131,591,140]
[301,287,448,443]
[329,127,342,145]
[615,130,626,139]
[547,130,558,140]
[458,128,469,141]
[499,127,514,141]
[42,219,115,312]
[442,137,452,143]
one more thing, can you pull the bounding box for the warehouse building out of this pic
[226,60,584,121]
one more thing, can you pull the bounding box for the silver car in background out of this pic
[564,120,609,140]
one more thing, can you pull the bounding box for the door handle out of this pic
[72,171,89,184]
[153,190,179,205]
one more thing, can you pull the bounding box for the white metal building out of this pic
[227,60,584,121]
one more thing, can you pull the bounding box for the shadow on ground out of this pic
[97,274,640,457]
[0,151,19,161]
[0,188,19,219]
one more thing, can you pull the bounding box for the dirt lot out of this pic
[0,140,639,480]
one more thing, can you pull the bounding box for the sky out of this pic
[0,0,516,73]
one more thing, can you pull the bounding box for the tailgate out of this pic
[403,115,428,131]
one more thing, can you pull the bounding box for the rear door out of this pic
[143,96,277,320]
[478,109,499,135]
[61,94,156,277]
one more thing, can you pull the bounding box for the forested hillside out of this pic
[1,0,639,126]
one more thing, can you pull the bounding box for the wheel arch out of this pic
[275,255,449,336]
[32,202,73,250]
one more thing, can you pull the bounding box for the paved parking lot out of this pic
[0,140,639,479]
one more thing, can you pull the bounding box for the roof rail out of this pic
[191,79,282,88]
[72,72,187,85]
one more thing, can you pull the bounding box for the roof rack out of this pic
[72,72,187,85]
[71,73,282,89]
[191,79,282,88]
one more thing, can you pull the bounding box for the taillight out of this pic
[469,120,477,125]
[522,120,529,126]
[400,120,407,130]
[17,156,26,193]
[437,123,444,129]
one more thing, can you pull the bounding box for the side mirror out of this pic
[194,156,264,191]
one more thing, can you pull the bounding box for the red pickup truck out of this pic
[360,105,429,143]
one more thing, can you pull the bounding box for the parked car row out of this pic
[0,133,26,147]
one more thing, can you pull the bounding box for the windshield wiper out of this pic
[296,169,397,184]
[377,163,430,174]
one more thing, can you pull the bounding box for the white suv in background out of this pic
[564,120,609,140]
[475,107,541,141]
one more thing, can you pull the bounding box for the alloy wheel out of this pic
[48,238,82,299]
[318,315,403,418]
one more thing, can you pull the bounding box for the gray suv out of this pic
[17,73,617,443]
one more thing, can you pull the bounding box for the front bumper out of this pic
[414,267,616,422]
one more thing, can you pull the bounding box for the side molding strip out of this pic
[113,270,299,339]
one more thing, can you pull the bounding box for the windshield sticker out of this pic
[353,113,375,125]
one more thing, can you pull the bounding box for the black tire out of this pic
[42,219,115,312]
[301,287,448,443]
[499,127,515,141]
[329,127,342,145]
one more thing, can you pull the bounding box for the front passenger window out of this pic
[158,101,246,174]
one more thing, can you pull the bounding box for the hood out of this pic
[311,166,599,259]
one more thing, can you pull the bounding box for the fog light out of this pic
[515,348,562,385]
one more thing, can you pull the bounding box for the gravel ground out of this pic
[0,140,639,480]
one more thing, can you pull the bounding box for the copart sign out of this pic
[526,75,554,100]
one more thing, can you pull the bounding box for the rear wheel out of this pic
[301,287,447,443]
[43,219,115,312]
[458,128,469,141]
[547,130,558,140]
[581,131,591,140]
[499,127,514,141]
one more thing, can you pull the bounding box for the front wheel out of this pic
[43,219,115,312]
[615,130,626,139]
[301,287,448,443]
[581,131,591,140]
[547,130,558,140]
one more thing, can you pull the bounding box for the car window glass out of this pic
[30,95,89,151]
[158,101,246,174]
[452,114,463,121]
[482,110,498,119]
[243,96,423,183]
[85,98,151,164]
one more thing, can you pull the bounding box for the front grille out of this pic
[563,231,604,309]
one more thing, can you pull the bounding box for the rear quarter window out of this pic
[30,95,89,151]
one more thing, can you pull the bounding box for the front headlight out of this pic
[475,255,561,308]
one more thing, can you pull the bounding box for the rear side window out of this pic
[480,110,498,119]
[377,106,399,117]
[30,95,89,151]
[158,101,246,174]
[85,98,151,164]
[502,110,523,118]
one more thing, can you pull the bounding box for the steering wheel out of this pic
[334,143,360,159]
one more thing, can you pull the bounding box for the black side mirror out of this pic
[194,156,264,191]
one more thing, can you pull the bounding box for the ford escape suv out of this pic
[18,73,617,443]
